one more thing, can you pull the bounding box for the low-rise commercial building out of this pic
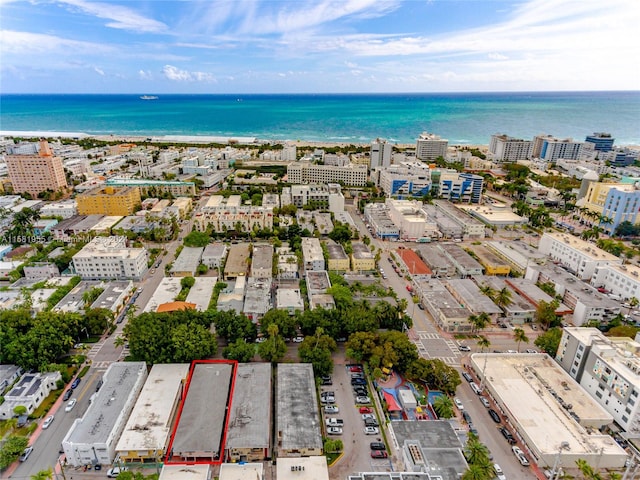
[479,276,535,324]
[170,246,203,277]
[72,236,148,280]
[224,243,251,280]
[226,363,272,462]
[219,463,263,480]
[158,464,211,480]
[276,364,323,457]
[351,242,375,271]
[276,457,329,480]
[363,203,400,240]
[470,353,626,469]
[438,244,483,276]
[116,364,189,463]
[557,328,640,434]
[464,244,510,275]
[386,198,438,241]
[63,362,147,467]
[90,281,133,317]
[251,244,273,279]
[0,371,61,419]
[445,279,502,320]
[416,278,472,333]
[302,237,324,272]
[276,288,304,315]
[433,201,485,238]
[325,241,349,271]
[415,245,457,278]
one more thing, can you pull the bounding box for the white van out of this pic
[470,382,483,395]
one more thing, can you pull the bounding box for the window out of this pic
[596,391,603,398]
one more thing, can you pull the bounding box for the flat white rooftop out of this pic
[143,277,181,313]
[219,463,264,480]
[470,353,625,468]
[185,276,217,311]
[276,456,329,480]
[158,464,210,480]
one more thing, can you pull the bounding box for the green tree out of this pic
[406,358,461,395]
[13,405,27,417]
[31,469,54,480]
[433,395,455,419]
[328,223,352,244]
[513,328,529,352]
[223,339,257,362]
[183,230,210,247]
[298,328,336,377]
[575,459,602,480]
[170,322,217,362]
[494,287,513,309]
[0,435,29,469]
[258,324,287,362]
[534,327,563,356]
[464,432,491,466]
[606,325,639,339]
[180,276,195,289]
[213,311,257,342]
[260,309,299,339]
[536,299,561,330]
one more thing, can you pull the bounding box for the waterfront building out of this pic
[585,132,615,152]
[5,139,67,197]
[556,328,640,435]
[370,138,393,168]
[77,186,141,216]
[533,134,584,161]
[416,132,448,161]
[376,162,432,198]
[489,134,533,161]
[286,161,368,186]
[72,236,148,280]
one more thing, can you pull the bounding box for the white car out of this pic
[65,399,77,412]
[320,396,335,404]
[494,463,507,480]
[107,466,129,478]
[292,336,305,343]
[458,344,471,352]
[42,415,55,429]
[327,426,343,435]
[255,337,266,343]
[324,405,339,414]
[356,396,371,404]
[454,398,464,410]
[364,426,379,435]
[512,446,530,466]
[480,397,490,408]
[362,413,375,420]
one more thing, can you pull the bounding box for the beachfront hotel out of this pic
[416,132,448,161]
[489,133,533,162]
[5,139,67,197]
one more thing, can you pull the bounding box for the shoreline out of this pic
[0,130,490,150]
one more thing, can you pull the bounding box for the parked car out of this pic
[107,467,128,478]
[371,450,388,459]
[65,399,77,412]
[321,391,335,397]
[255,337,266,343]
[356,396,371,404]
[325,418,344,427]
[454,398,464,410]
[63,389,73,401]
[488,409,501,423]
[500,427,516,444]
[458,344,471,352]
[321,375,332,385]
[327,426,343,435]
[19,446,34,462]
[364,418,379,427]
[512,446,530,466]
[480,397,490,408]
[95,379,104,392]
[324,405,339,414]
[70,377,81,389]
[293,336,305,343]
[351,378,367,386]
[494,463,507,480]
[370,442,386,450]
[42,415,55,429]
[364,426,379,435]
[320,396,335,404]
[360,407,373,414]
[462,372,473,382]
[348,365,363,372]
[362,414,375,420]
[462,411,472,424]
[525,349,538,353]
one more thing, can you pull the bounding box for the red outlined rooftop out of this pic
[397,248,432,275]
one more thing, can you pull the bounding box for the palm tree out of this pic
[477,336,491,389]
[114,336,126,348]
[575,459,602,480]
[494,287,513,309]
[433,395,455,419]
[513,328,529,353]
[627,297,639,316]
[30,469,54,480]
[462,464,493,480]
[464,433,491,466]
[479,285,496,300]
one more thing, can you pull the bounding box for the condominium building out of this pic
[72,236,148,280]
[39,200,78,219]
[370,138,393,168]
[77,186,141,216]
[63,362,148,467]
[489,134,533,162]
[351,242,375,271]
[537,231,622,280]
[386,198,438,241]
[585,132,615,152]
[302,237,324,272]
[556,328,640,434]
[376,162,432,198]
[105,178,196,197]
[591,263,640,301]
[434,171,483,204]
[325,241,349,271]
[286,161,368,186]
[533,135,584,161]
[416,132,448,161]
[193,195,273,233]
[582,182,640,234]
[5,139,67,197]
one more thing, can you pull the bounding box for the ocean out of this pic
[1,92,639,145]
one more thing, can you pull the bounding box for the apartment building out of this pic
[537,231,622,280]
[105,178,196,197]
[77,186,141,216]
[39,200,78,219]
[351,242,375,271]
[325,241,349,271]
[376,162,432,197]
[591,263,640,301]
[193,195,274,233]
[489,134,533,162]
[287,161,368,186]
[434,171,483,204]
[533,135,584,161]
[556,328,640,434]
[416,132,448,161]
[585,132,615,152]
[0,371,61,419]
[302,237,324,272]
[5,139,67,197]
[370,138,393,168]
[251,244,274,279]
[72,236,148,280]
[582,182,640,234]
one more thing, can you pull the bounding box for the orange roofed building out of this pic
[156,301,196,313]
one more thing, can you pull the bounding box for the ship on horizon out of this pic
[140,95,159,100]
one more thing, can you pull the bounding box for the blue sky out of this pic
[1,0,638,93]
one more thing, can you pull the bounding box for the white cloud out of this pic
[138,69,153,80]
[0,30,112,54]
[488,53,508,60]
[94,67,105,76]
[60,0,167,33]
[162,65,216,83]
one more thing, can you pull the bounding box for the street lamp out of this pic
[550,441,570,480]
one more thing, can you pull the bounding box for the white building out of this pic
[281,144,297,162]
[591,263,640,301]
[201,243,227,269]
[533,134,585,161]
[193,195,273,233]
[116,364,189,463]
[301,237,325,272]
[0,371,61,419]
[72,236,148,280]
[63,362,148,467]
[376,162,432,198]
[537,231,622,280]
[385,198,438,241]
[489,134,533,162]
[39,200,78,219]
[557,328,640,434]
[370,138,393,168]
[286,161,368,186]
[416,132,448,161]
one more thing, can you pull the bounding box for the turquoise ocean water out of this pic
[0,92,638,145]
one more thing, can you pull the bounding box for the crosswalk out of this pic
[413,330,463,366]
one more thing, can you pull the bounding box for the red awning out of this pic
[383,391,402,411]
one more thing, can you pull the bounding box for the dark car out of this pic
[370,442,386,451]
[95,379,104,392]
[488,409,501,423]
[63,389,73,401]
[351,378,367,385]
[462,411,472,424]
[321,376,333,385]
[371,450,388,459]
[500,427,516,444]
[70,378,81,389]
[462,372,473,382]
[364,418,379,427]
